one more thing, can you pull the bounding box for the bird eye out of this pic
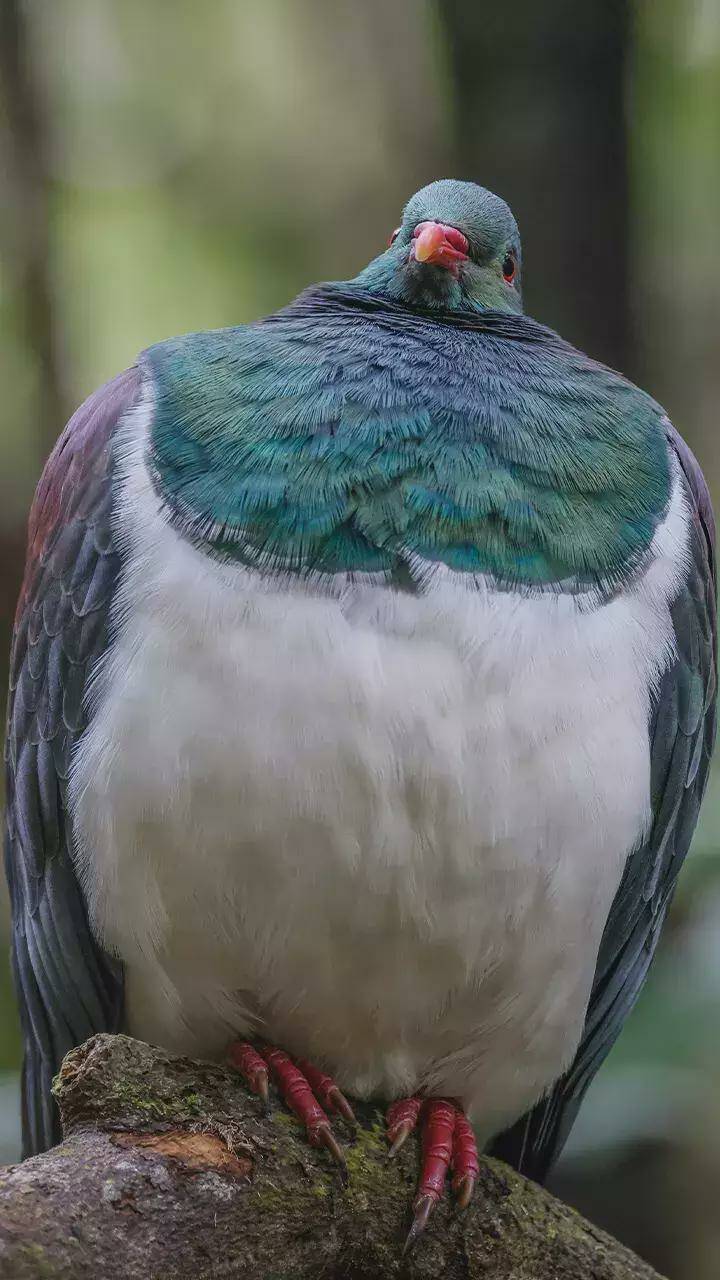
[502,253,516,284]
[388,226,401,247]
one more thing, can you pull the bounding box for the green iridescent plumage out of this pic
[144,181,671,590]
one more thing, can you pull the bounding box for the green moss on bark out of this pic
[0,1035,666,1280]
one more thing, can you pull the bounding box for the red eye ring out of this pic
[502,253,516,284]
[388,226,401,247]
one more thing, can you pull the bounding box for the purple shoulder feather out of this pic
[17,367,141,626]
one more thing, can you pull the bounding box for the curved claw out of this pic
[403,1193,435,1253]
[386,1095,423,1158]
[328,1085,357,1130]
[255,1070,270,1113]
[387,1120,414,1159]
[296,1059,357,1131]
[452,1171,476,1211]
[317,1124,348,1185]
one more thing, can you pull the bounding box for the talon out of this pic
[328,1085,357,1129]
[404,1193,435,1253]
[387,1120,413,1158]
[386,1095,423,1157]
[317,1124,349,1184]
[256,1071,270,1111]
[452,1172,476,1211]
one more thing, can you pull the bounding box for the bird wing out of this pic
[4,367,142,1155]
[489,424,717,1182]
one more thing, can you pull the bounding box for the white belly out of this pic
[70,401,688,1139]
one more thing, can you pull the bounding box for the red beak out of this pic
[412,221,469,272]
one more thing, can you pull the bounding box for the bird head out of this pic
[354,179,522,314]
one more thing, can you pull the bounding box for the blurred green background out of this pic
[1,2,718,1275]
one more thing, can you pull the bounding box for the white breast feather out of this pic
[69,382,690,1141]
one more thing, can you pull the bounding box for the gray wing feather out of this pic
[490,426,717,1180]
[4,366,141,1155]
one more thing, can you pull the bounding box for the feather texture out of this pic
[4,368,140,1154]
[146,286,671,591]
[489,425,716,1178]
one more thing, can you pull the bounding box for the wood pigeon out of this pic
[5,179,716,1246]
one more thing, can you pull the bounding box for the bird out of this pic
[5,178,716,1249]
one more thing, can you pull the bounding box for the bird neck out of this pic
[352,255,522,315]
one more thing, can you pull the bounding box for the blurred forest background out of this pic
[0,1,718,1276]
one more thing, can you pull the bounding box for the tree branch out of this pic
[0,1035,665,1279]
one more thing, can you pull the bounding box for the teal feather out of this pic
[144,282,671,591]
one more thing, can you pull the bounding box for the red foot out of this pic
[387,1095,423,1156]
[386,1095,479,1249]
[227,1040,356,1182]
[227,1042,269,1106]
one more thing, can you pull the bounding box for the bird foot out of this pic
[227,1040,356,1184]
[386,1095,479,1251]
[229,1043,478,1249]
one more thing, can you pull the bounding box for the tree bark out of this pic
[0,1035,665,1280]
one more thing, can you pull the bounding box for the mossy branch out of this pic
[0,1034,665,1279]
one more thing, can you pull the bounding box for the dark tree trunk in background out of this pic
[0,0,67,457]
[439,0,632,373]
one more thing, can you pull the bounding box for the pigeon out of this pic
[5,179,715,1247]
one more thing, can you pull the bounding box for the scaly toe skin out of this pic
[411,1098,456,1225]
[389,1096,478,1251]
[228,1040,349,1183]
[296,1058,357,1130]
[260,1046,349,1182]
[404,1097,457,1251]
[451,1111,479,1211]
[227,1041,270,1112]
[386,1096,423,1158]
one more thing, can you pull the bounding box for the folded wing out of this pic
[4,368,141,1154]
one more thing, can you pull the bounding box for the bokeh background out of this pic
[1,2,719,1275]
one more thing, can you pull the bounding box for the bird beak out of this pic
[412,221,469,271]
